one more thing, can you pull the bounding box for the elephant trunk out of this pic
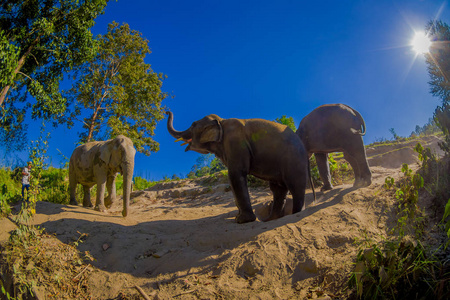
[122,160,134,217]
[166,111,192,140]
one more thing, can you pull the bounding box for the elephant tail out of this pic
[347,105,366,136]
[307,158,316,203]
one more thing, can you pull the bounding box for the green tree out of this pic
[425,20,450,139]
[426,20,450,103]
[389,128,400,140]
[187,154,226,178]
[65,22,168,155]
[275,115,296,131]
[0,0,109,150]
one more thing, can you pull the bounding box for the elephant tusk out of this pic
[180,139,192,146]
[175,138,183,142]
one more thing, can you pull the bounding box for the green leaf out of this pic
[443,198,450,221]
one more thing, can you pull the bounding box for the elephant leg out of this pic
[265,182,288,221]
[345,144,372,188]
[105,174,116,208]
[82,186,93,207]
[95,181,107,212]
[228,171,256,224]
[69,175,78,205]
[288,178,307,214]
[344,151,361,185]
[315,153,333,191]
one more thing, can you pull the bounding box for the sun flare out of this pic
[411,31,431,54]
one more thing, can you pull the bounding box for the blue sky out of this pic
[3,0,449,180]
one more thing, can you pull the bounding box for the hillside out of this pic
[0,136,446,299]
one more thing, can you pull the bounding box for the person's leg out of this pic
[25,185,30,201]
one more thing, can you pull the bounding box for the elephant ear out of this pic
[109,137,125,169]
[99,137,122,169]
[99,142,112,165]
[200,120,223,143]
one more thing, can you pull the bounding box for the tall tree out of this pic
[425,20,450,139]
[0,0,109,151]
[65,22,168,156]
[426,20,450,104]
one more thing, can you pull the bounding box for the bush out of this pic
[133,176,157,190]
[349,143,450,299]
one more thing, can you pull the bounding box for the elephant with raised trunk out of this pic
[69,135,136,217]
[166,111,314,223]
[296,103,372,190]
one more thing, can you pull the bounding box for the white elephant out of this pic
[69,135,136,217]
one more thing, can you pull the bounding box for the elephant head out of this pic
[99,135,136,217]
[166,111,223,154]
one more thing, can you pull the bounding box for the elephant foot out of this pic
[321,184,333,191]
[69,199,78,206]
[264,212,284,222]
[95,204,107,212]
[122,209,128,217]
[354,178,372,188]
[83,201,94,208]
[235,211,256,224]
[105,198,113,209]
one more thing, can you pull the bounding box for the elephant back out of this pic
[71,142,103,170]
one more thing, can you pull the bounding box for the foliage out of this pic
[426,20,450,104]
[412,117,441,137]
[0,168,20,217]
[10,125,51,245]
[0,129,95,298]
[1,230,94,299]
[385,163,425,237]
[444,199,450,249]
[133,176,157,191]
[275,115,296,131]
[65,22,168,155]
[349,232,437,300]
[0,0,109,151]
[425,20,450,153]
[350,143,450,299]
[187,154,226,179]
[389,128,400,140]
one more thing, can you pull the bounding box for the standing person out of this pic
[22,162,32,201]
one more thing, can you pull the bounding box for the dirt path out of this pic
[1,136,443,299]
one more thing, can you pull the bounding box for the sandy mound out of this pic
[0,136,443,299]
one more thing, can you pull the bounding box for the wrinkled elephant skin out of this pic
[166,111,314,223]
[69,135,136,217]
[297,103,372,190]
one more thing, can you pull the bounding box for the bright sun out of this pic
[411,31,432,54]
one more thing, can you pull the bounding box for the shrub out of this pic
[350,143,450,299]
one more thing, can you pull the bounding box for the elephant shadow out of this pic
[34,186,352,281]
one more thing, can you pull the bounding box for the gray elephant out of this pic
[296,103,372,190]
[166,111,314,223]
[69,135,136,217]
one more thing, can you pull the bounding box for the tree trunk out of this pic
[86,104,101,142]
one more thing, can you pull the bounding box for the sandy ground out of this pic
[0,136,444,299]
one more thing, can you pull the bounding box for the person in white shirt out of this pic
[22,162,32,201]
